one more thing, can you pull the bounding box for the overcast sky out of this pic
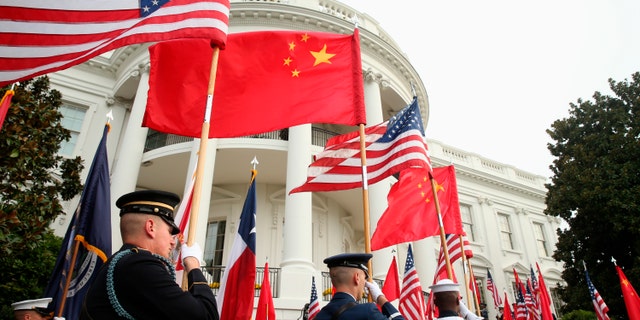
[338,0,640,178]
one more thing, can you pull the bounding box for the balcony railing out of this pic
[144,127,339,152]
[201,265,280,298]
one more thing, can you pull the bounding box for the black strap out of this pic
[331,301,356,320]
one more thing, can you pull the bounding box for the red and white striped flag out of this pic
[487,270,503,309]
[584,264,610,320]
[308,277,321,320]
[400,244,427,320]
[434,234,472,282]
[525,279,540,320]
[290,98,431,193]
[0,0,230,86]
[171,174,195,283]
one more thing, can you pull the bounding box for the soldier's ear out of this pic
[145,218,156,238]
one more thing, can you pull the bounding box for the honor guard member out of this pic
[430,279,463,320]
[12,298,53,320]
[80,190,219,320]
[315,253,404,320]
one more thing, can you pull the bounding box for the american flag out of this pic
[308,276,321,320]
[584,266,610,320]
[487,270,502,308]
[434,234,472,281]
[400,244,427,320]
[290,97,431,193]
[525,280,540,320]
[0,0,230,86]
[514,282,528,320]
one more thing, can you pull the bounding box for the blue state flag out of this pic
[44,124,112,319]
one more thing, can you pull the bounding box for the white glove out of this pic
[365,281,384,302]
[53,317,66,320]
[459,300,483,320]
[181,242,204,265]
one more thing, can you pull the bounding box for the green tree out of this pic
[561,309,598,320]
[546,72,640,318]
[0,77,83,319]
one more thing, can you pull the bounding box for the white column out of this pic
[109,67,150,249]
[363,70,393,279]
[183,138,218,249]
[414,237,439,287]
[280,124,314,298]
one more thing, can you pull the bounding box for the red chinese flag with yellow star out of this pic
[144,30,365,138]
[616,265,640,320]
[370,165,464,251]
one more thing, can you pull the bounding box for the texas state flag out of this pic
[216,171,257,320]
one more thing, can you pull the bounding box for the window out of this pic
[204,220,226,281]
[550,287,563,317]
[474,276,485,305]
[498,214,514,250]
[533,222,549,257]
[461,204,474,241]
[59,104,87,156]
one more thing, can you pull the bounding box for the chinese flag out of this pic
[144,30,365,138]
[256,262,276,320]
[381,256,400,302]
[370,165,464,251]
[503,292,513,320]
[616,265,640,320]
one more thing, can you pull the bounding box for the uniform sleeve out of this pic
[117,254,218,320]
[380,302,405,320]
[356,302,405,320]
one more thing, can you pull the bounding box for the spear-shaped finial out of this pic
[612,257,617,266]
[251,156,259,170]
[106,110,114,123]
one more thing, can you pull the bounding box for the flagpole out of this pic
[460,236,473,312]
[358,123,375,302]
[183,46,220,288]
[57,237,81,317]
[429,173,454,279]
[466,259,482,315]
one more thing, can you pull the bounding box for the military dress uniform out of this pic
[80,190,218,320]
[315,292,403,320]
[315,253,404,320]
[12,298,54,319]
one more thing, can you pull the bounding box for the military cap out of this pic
[11,297,52,315]
[429,279,460,293]
[323,253,372,276]
[116,190,181,235]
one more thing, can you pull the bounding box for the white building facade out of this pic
[46,0,564,319]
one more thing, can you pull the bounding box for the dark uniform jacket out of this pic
[315,292,404,320]
[80,244,218,320]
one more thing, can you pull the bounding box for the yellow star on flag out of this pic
[283,57,292,66]
[310,44,335,66]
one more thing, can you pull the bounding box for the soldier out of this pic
[430,279,463,320]
[81,190,218,320]
[315,253,404,320]
[12,298,53,320]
